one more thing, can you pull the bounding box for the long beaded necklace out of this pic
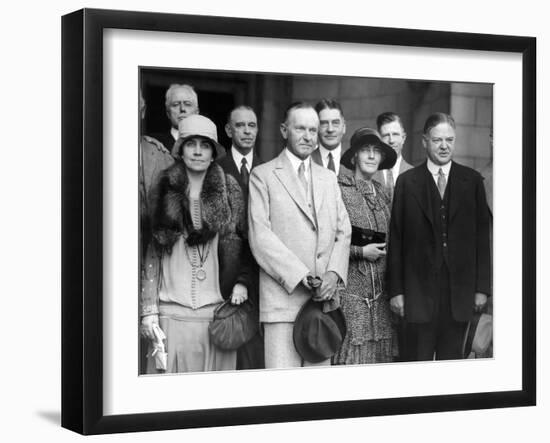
[183,239,211,281]
[183,197,211,281]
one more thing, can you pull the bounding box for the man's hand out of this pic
[314,271,339,302]
[390,294,405,317]
[474,292,488,312]
[230,283,248,305]
[362,243,386,262]
[140,314,159,340]
[302,273,314,290]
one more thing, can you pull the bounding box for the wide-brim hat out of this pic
[293,299,347,363]
[340,127,397,171]
[462,312,493,357]
[171,114,226,159]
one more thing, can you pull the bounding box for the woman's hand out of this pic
[362,242,386,262]
[230,283,248,305]
[140,314,159,340]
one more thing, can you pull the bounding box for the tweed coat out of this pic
[336,173,394,346]
[386,161,492,323]
[248,150,351,323]
[140,162,252,316]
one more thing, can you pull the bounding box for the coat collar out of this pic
[153,161,235,249]
[273,151,319,226]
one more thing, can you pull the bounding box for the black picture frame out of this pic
[61,8,536,435]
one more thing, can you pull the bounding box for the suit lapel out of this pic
[311,148,323,167]
[311,163,325,223]
[410,163,434,228]
[219,154,243,188]
[273,152,316,226]
[448,162,467,223]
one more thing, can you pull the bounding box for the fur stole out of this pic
[152,161,245,251]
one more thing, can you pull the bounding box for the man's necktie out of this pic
[437,167,447,199]
[298,162,308,194]
[327,152,336,173]
[240,157,249,188]
[386,168,394,199]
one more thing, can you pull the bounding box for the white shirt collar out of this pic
[384,154,403,184]
[231,146,253,172]
[170,127,179,141]
[285,148,311,177]
[318,144,342,174]
[426,158,452,179]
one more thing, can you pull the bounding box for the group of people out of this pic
[139,83,492,374]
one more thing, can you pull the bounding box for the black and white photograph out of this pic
[138,68,494,375]
[54,4,538,437]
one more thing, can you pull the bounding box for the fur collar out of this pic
[153,161,239,250]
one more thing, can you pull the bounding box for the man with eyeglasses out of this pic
[312,99,348,175]
[151,83,199,152]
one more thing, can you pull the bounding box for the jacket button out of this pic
[311,226,316,231]
[317,253,322,259]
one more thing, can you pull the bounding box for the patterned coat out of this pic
[337,172,393,347]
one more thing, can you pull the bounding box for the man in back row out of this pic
[312,99,347,175]
[218,105,265,369]
[374,112,413,198]
[151,83,200,152]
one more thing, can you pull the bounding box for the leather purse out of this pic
[351,226,386,246]
[208,299,258,350]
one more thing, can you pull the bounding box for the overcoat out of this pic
[386,161,491,323]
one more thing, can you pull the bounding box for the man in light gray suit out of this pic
[248,102,351,369]
[374,112,414,198]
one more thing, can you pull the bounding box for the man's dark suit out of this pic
[150,131,176,153]
[386,161,491,359]
[217,150,265,369]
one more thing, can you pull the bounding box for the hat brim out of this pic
[172,134,226,160]
[293,299,347,363]
[340,134,397,171]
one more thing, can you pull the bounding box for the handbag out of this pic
[208,299,258,350]
[351,226,386,246]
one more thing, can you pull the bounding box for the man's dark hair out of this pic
[423,112,456,135]
[314,99,344,119]
[376,112,405,133]
[226,105,256,124]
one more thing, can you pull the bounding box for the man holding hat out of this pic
[140,114,254,373]
[248,102,351,368]
[386,112,491,361]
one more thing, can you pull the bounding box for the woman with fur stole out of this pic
[140,115,252,373]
